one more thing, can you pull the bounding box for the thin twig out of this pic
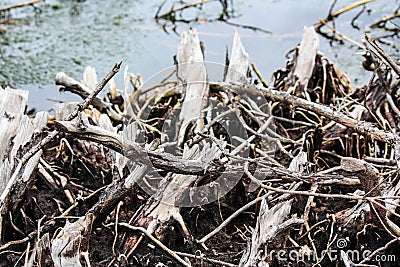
[175,251,237,267]
[228,83,400,163]
[118,223,191,267]
[315,0,375,31]
[0,237,29,251]
[197,191,274,245]
[243,162,394,202]
[112,201,124,255]
[358,238,399,264]
[371,13,400,28]
[365,34,400,76]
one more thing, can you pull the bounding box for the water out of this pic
[0,0,399,111]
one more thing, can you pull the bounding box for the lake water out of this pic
[0,0,398,111]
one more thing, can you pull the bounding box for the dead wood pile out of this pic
[0,26,400,267]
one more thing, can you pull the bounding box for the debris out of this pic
[1,23,400,266]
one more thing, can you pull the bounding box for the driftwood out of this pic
[239,198,304,266]
[239,27,317,265]
[0,62,121,217]
[2,23,400,266]
[122,28,214,257]
[0,89,48,241]
[0,63,121,267]
[55,72,123,121]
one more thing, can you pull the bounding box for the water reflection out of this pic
[155,0,270,34]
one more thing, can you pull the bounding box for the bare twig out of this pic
[0,237,29,251]
[358,238,399,264]
[243,162,396,201]
[0,0,43,12]
[197,192,274,246]
[317,19,364,48]
[219,82,400,164]
[371,13,400,28]
[175,251,237,267]
[315,0,375,31]
[119,223,191,267]
[365,34,400,76]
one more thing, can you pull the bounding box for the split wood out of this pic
[0,61,122,209]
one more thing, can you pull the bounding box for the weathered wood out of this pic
[52,119,364,189]
[218,81,400,165]
[0,62,121,241]
[54,102,79,121]
[0,89,47,198]
[50,126,156,266]
[338,157,391,226]
[55,120,222,175]
[177,28,209,145]
[51,214,93,267]
[55,71,123,121]
[0,88,49,242]
[3,21,400,266]
[0,88,28,163]
[225,28,249,83]
[145,28,211,237]
[293,26,319,88]
[115,28,215,256]
[240,136,308,265]
[0,88,27,199]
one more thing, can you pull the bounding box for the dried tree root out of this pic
[0,61,121,213]
[4,18,400,266]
